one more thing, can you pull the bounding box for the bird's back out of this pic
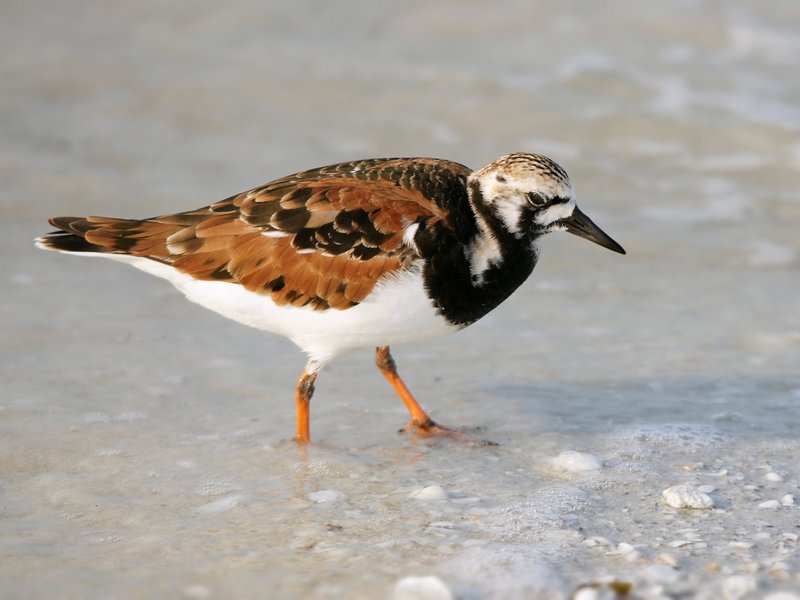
[37,157,473,312]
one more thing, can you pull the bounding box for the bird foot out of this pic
[399,419,498,446]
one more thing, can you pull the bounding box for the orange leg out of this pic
[375,345,463,437]
[295,370,317,444]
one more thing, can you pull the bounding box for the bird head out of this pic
[468,153,625,254]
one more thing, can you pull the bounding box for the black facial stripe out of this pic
[526,192,547,206]
[526,193,570,208]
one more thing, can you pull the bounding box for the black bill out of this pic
[561,206,626,255]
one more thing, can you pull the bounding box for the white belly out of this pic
[99,255,460,364]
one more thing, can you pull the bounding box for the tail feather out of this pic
[36,229,103,253]
[36,216,178,261]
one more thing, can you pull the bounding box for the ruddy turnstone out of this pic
[37,153,624,443]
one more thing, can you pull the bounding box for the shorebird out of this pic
[37,153,625,443]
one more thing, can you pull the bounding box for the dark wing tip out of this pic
[37,216,116,254]
[36,230,99,253]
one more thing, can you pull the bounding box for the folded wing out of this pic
[41,158,471,311]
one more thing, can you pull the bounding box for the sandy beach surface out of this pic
[3,1,799,598]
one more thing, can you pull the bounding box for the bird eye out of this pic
[526,192,547,206]
[495,175,507,183]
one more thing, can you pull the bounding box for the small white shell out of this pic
[391,576,452,600]
[548,451,603,473]
[308,490,346,503]
[662,483,716,509]
[408,485,449,500]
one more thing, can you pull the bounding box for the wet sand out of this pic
[3,1,799,598]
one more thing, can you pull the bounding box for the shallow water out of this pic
[2,1,799,598]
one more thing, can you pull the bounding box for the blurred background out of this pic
[2,1,799,598]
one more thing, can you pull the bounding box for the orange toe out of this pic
[399,419,498,446]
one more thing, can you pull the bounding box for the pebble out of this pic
[782,532,798,542]
[646,564,681,585]
[617,542,635,554]
[781,494,795,506]
[308,490,346,503]
[390,576,453,600]
[624,552,641,562]
[572,589,601,600]
[573,582,633,600]
[721,575,758,597]
[758,500,781,509]
[728,541,754,550]
[657,553,678,567]
[765,472,784,482]
[584,535,613,547]
[548,451,603,472]
[697,484,717,493]
[408,485,449,501]
[609,542,641,562]
[662,484,716,509]
[767,563,791,580]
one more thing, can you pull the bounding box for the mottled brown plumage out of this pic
[38,152,626,444]
[43,158,470,311]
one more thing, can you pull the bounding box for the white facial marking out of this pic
[535,197,577,227]
[493,201,523,234]
[472,175,526,236]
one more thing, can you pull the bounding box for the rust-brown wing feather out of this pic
[41,158,471,310]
